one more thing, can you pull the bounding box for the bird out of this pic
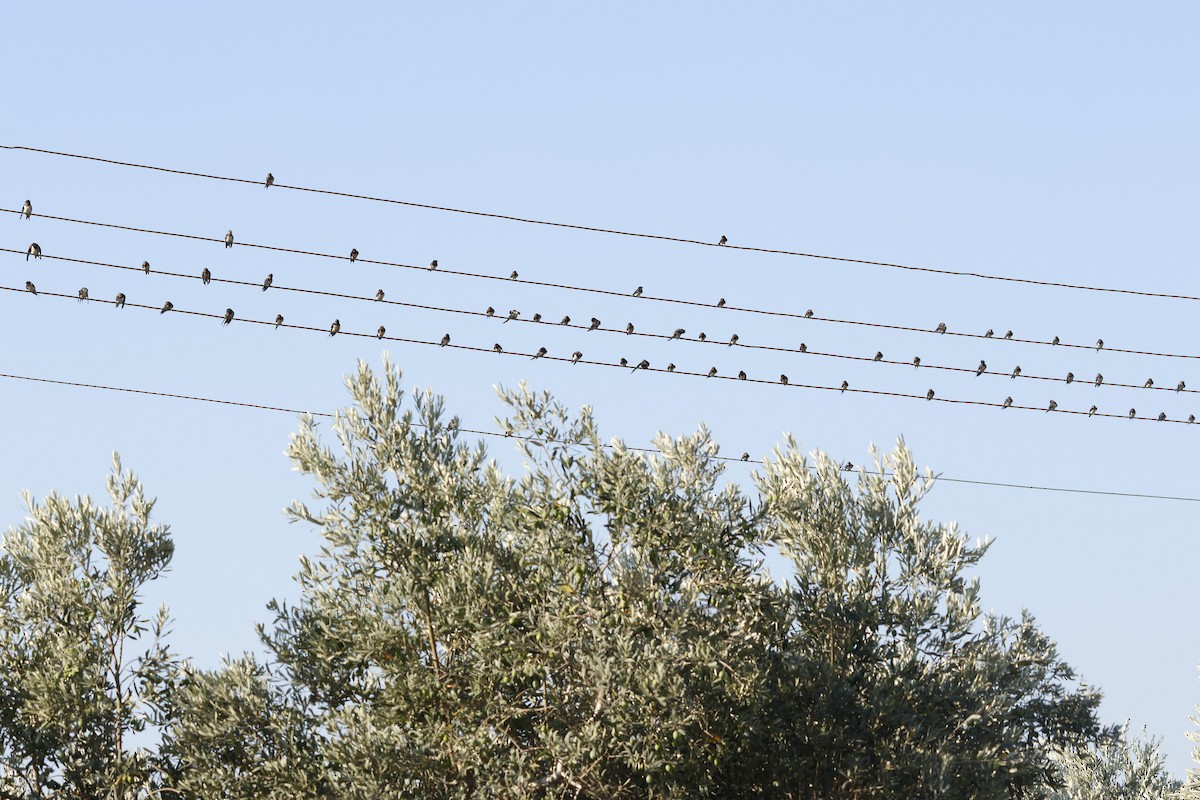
[1158,412,1167,421]
[20,200,31,220]
[1128,408,1136,419]
[505,310,520,324]
[840,381,849,393]
[532,347,547,360]
[698,332,708,342]
[349,248,359,263]
[201,268,211,285]
[486,307,495,317]
[1190,415,1196,424]
[224,230,234,249]
[375,289,385,302]
[717,298,726,308]
[667,363,676,372]
[1010,366,1021,379]
[926,389,935,401]
[265,172,275,188]
[1002,396,1013,409]
[1094,374,1103,387]
[1066,372,1074,384]
[728,333,739,346]
[329,320,340,337]
[707,367,717,378]
[510,271,519,280]
[377,326,386,339]
[493,343,504,353]
[625,323,635,335]
[912,356,921,368]
[718,235,728,246]
[670,328,685,340]
[115,293,126,308]
[571,351,582,364]
[632,359,650,373]
[223,308,234,325]
[1047,400,1057,412]
[560,315,571,325]
[738,371,747,381]
[440,334,451,347]
[26,243,41,261]
[1179,381,1188,392]
[798,343,807,353]
[588,318,601,331]
[142,261,151,275]
[160,300,173,314]
[780,375,788,385]
[1144,379,1154,389]
[1052,336,1061,346]
[741,452,749,461]
[275,314,284,329]
[985,329,994,338]
[620,358,629,367]
[842,462,854,471]
[428,259,438,271]
[532,313,542,323]
[1096,339,1104,351]
[804,309,814,318]
[24,281,36,295]
[874,352,883,362]
[1089,405,1098,417]
[1004,330,1013,340]
[632,286,643,297]
[77,287,88,302]
[975,360,987,377]
[262,273,273,291]
[935,322,947,334]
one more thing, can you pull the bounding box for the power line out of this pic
[7,207,1194,362]
[5,281,1197,425]
[10,246,1197,397]
[3,368,1196,504]
[4,143,1198,303]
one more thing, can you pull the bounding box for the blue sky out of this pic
[4,1,1199,774]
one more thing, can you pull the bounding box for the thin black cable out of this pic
[3,369,1196,503]
[11,246,1197,397]
[4,281,1196,425]
[5,144,1198,303]
[6,208,1194,362]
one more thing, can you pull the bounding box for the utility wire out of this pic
[6,208,1194,362]
[10,246,1197,397]
[3,368,1196,504]
[4,143,1198,303]
[5,281,1197,425]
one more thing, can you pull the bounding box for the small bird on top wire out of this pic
[532,313,542,323]
[142,261,151,275]
[265,172,274,188]
[985,329,994,338]
[741,452,750,461]
[262,274,273,291]
[493,343,503,353]
[738,371,747,381]
[20,200,32,220]
[375,289,385,301]
[486,307,495,317]
[718,235,728,246]
[717,298,726,308]
[625,323,634,335]
[1096,339,1104,351]
[707,367,717,378]
[667,363,676,372]
[1158,412,1167,421]
[935,322,947,334]
[510,271,518,280]
[223,308,234,326]
[329,320,340,337]
[619,358,629,367]
[1144,379,1154,389]
[874,352,884,362]
[804,309,814,318]
[429,259,438,271]
[1052,336,1061,345]
[1178,381,1187,392]
[1066,372,1074,384]
[349,248,359,263]
[1004,330,1013,340]
[699,333,708,342]
[912,356,921,368]
[633,286,643,297]
[1190,414,1197,424]
[26,243,41,261]
[224,230,234,249]
[780,374,788,385]
[560,315,571,325]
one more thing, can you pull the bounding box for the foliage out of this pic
[1049,724,1180,799]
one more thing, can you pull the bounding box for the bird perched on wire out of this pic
[571,351,582,364]
[1144,378,1154,389]
[329,319,340,337]
[440,334,450,347]
[510,271,519,280]
[1095,374,1104,387]
[26,243,41,261]
[1088,405,1097,417]
[1066,372,1074,384]
[374,289,384,302]
[728,334,739,346]
[842,461,854,471]
[1178,381,1187,392]
[160,300,173,314]
[671,328,685,340]
[912,356,920,368]
[1047,400,1057,412]
[1002,396,1012,409]
[926,389,935,401]
[262,172,274,188]
[201,268,211,285]
[619,358,629,367]
[224,230,234,249]
[1128,408,1136,419]
[349,248,359,263]
[24,281,36,295]
[874,352,884,362]
[262,274,273,291]
[985,329,994,338]
[738,371,747,381]
[560,315,571,325]
[115,293,126,308]
[223,308,234,325]
[1096,339,1104,351]
[1158,412,1167,421]
[275,314,284,329]
[20,200,32,220]
[1052,336,1061,346]
[77,287,89,302]
[780,374,788,385]
[531,347,547,360]
[142,261,151,275]
[976,360,986,377]
[632,359,650,373]
[493,343,503,353]
[428,259,438,271]
[717,298,726,308]
[1010,366,1021,379]
[633,286,643,297]
[625,323,635,335]
[505,310,520,324]
[667,363,676,372]
[707,367,717,378]
[935,322,947,334]
[377,326,386,339]
[698,333,708,342]
[486,307,495,317]
[588,318,601,331]
[719,235,728,246]
[532,313,542,323]
[1004,330,1013,340]
[804,309,814,318]
[1190,415,1196,424]
[840,381,849,393]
